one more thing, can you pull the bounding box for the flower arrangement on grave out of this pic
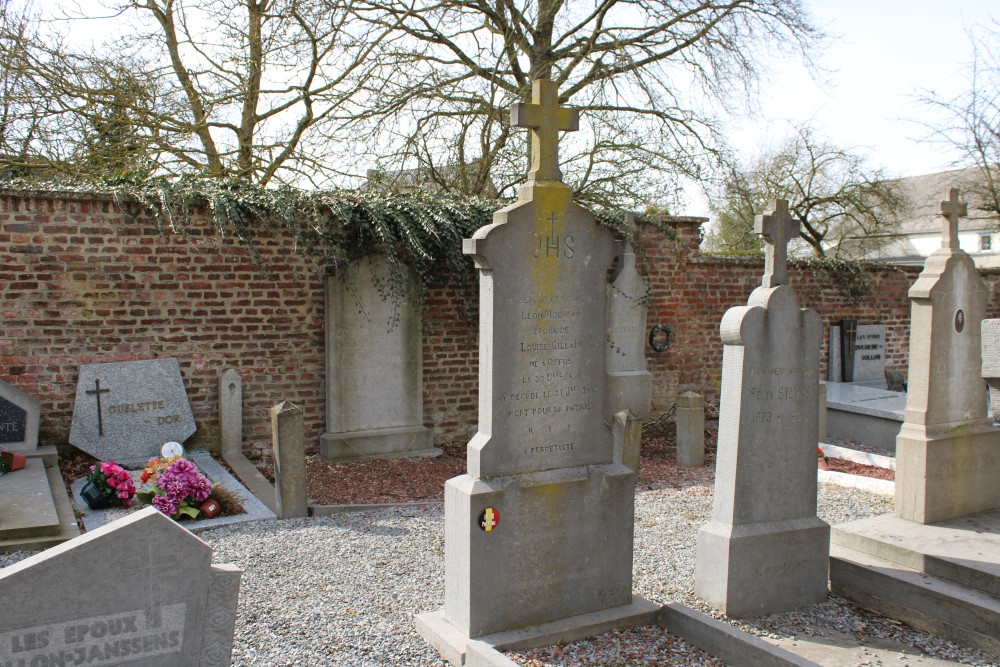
[140,455,181,485]
[817,447,829,471]
[136,457,215,520]
[82,461,136,510]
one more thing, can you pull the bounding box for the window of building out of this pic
[980,234,992,251]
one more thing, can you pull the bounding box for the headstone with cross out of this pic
[695,198,829,616]
[0,507,241,667]
[754,198,800,288]
[70,359,196,466]
[417,79,654,661]
[888,186,999,523]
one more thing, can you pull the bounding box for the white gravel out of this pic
[2,482,997,666]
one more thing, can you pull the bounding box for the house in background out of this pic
[843,166,1000,267]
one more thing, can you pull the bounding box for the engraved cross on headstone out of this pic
[510,79,579,183]
[754,198,801,288]
[121,543,183,630]
[85,378,111,437]
[940,187,967,251]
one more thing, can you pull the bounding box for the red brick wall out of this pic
[3,190,999,455]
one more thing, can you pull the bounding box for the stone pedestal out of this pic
[676,391,705,468]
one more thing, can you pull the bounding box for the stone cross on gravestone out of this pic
[510,79,579,182]
[754,199,800,288]
[85,379,111,436]
[940,187,967,250]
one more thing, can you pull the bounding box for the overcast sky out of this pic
[689,0,997,216]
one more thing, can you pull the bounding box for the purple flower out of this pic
[152,493,179,516]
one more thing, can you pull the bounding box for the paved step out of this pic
[832,512,1000,597]
[830,543,1000,658]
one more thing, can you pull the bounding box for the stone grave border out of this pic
[72,450,275,533]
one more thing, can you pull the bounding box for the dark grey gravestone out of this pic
[0,507,241,667]
[69,359,196,466]
[0,379,41,451]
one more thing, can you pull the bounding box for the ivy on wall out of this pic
[5,177,677,300]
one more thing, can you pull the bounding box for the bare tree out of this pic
[1,0,390,185]
[920,20,1000,217]
[705,125,908,257]
[336,0,821,207]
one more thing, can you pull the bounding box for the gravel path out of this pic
[2,482,997,666]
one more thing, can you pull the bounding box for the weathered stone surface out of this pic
[604,224,652,420]
[463,191,616,478]
[0,378,40,451]
[695,200,829,617]
[0,459,59,540]
[69,359,196,466]
[676,391,705,468]
[895,189,999,524]
[272,401,308,519]
[219,369,243,459]
[0,507,241,667]
[320,257,436,461]
[612,409,641,475]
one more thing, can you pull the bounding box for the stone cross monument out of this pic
[893,187,998,523]
[416,79,655,666]
[695,198,829,617]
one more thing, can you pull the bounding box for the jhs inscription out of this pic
[0,604,186,666]
[532,213,575,259]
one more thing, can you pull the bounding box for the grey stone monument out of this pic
[0,379,40,452]
[676,391,705,468]
[0,507,241,666]
[219,369,243,460]
[604,216,652,420]
[981,319,1000,423]
[320,256,438,461]
[272,400,308,519]
[69,359,196,466]
[895,188,1000,523]
[695,199,830,617]
[416,79,656,667]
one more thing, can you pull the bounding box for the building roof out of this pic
[891,166,997,235]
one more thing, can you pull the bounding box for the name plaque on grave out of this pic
[0,398,26,444]
[0,379,41,452]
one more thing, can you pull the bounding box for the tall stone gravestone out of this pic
[0,507,241,666]
[695,199,829,617]
[416,79,652,664]
[70,359,196,466]
[320,256,437,461]
[0,379,40,452]
[895,189,999,523]
[604,215,652,420]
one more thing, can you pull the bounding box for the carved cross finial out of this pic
[510,79,579,182]
[940,187,967,250]
[754,199,800,288]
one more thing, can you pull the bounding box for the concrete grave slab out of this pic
[0,506,241,667]
[0,459,59,541]
[69,359,196,466]
[0,379,41,452]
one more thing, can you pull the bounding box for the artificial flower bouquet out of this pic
[136,456,214,519]
[83,461,136,509]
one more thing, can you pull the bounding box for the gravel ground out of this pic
[2,482,996,666]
